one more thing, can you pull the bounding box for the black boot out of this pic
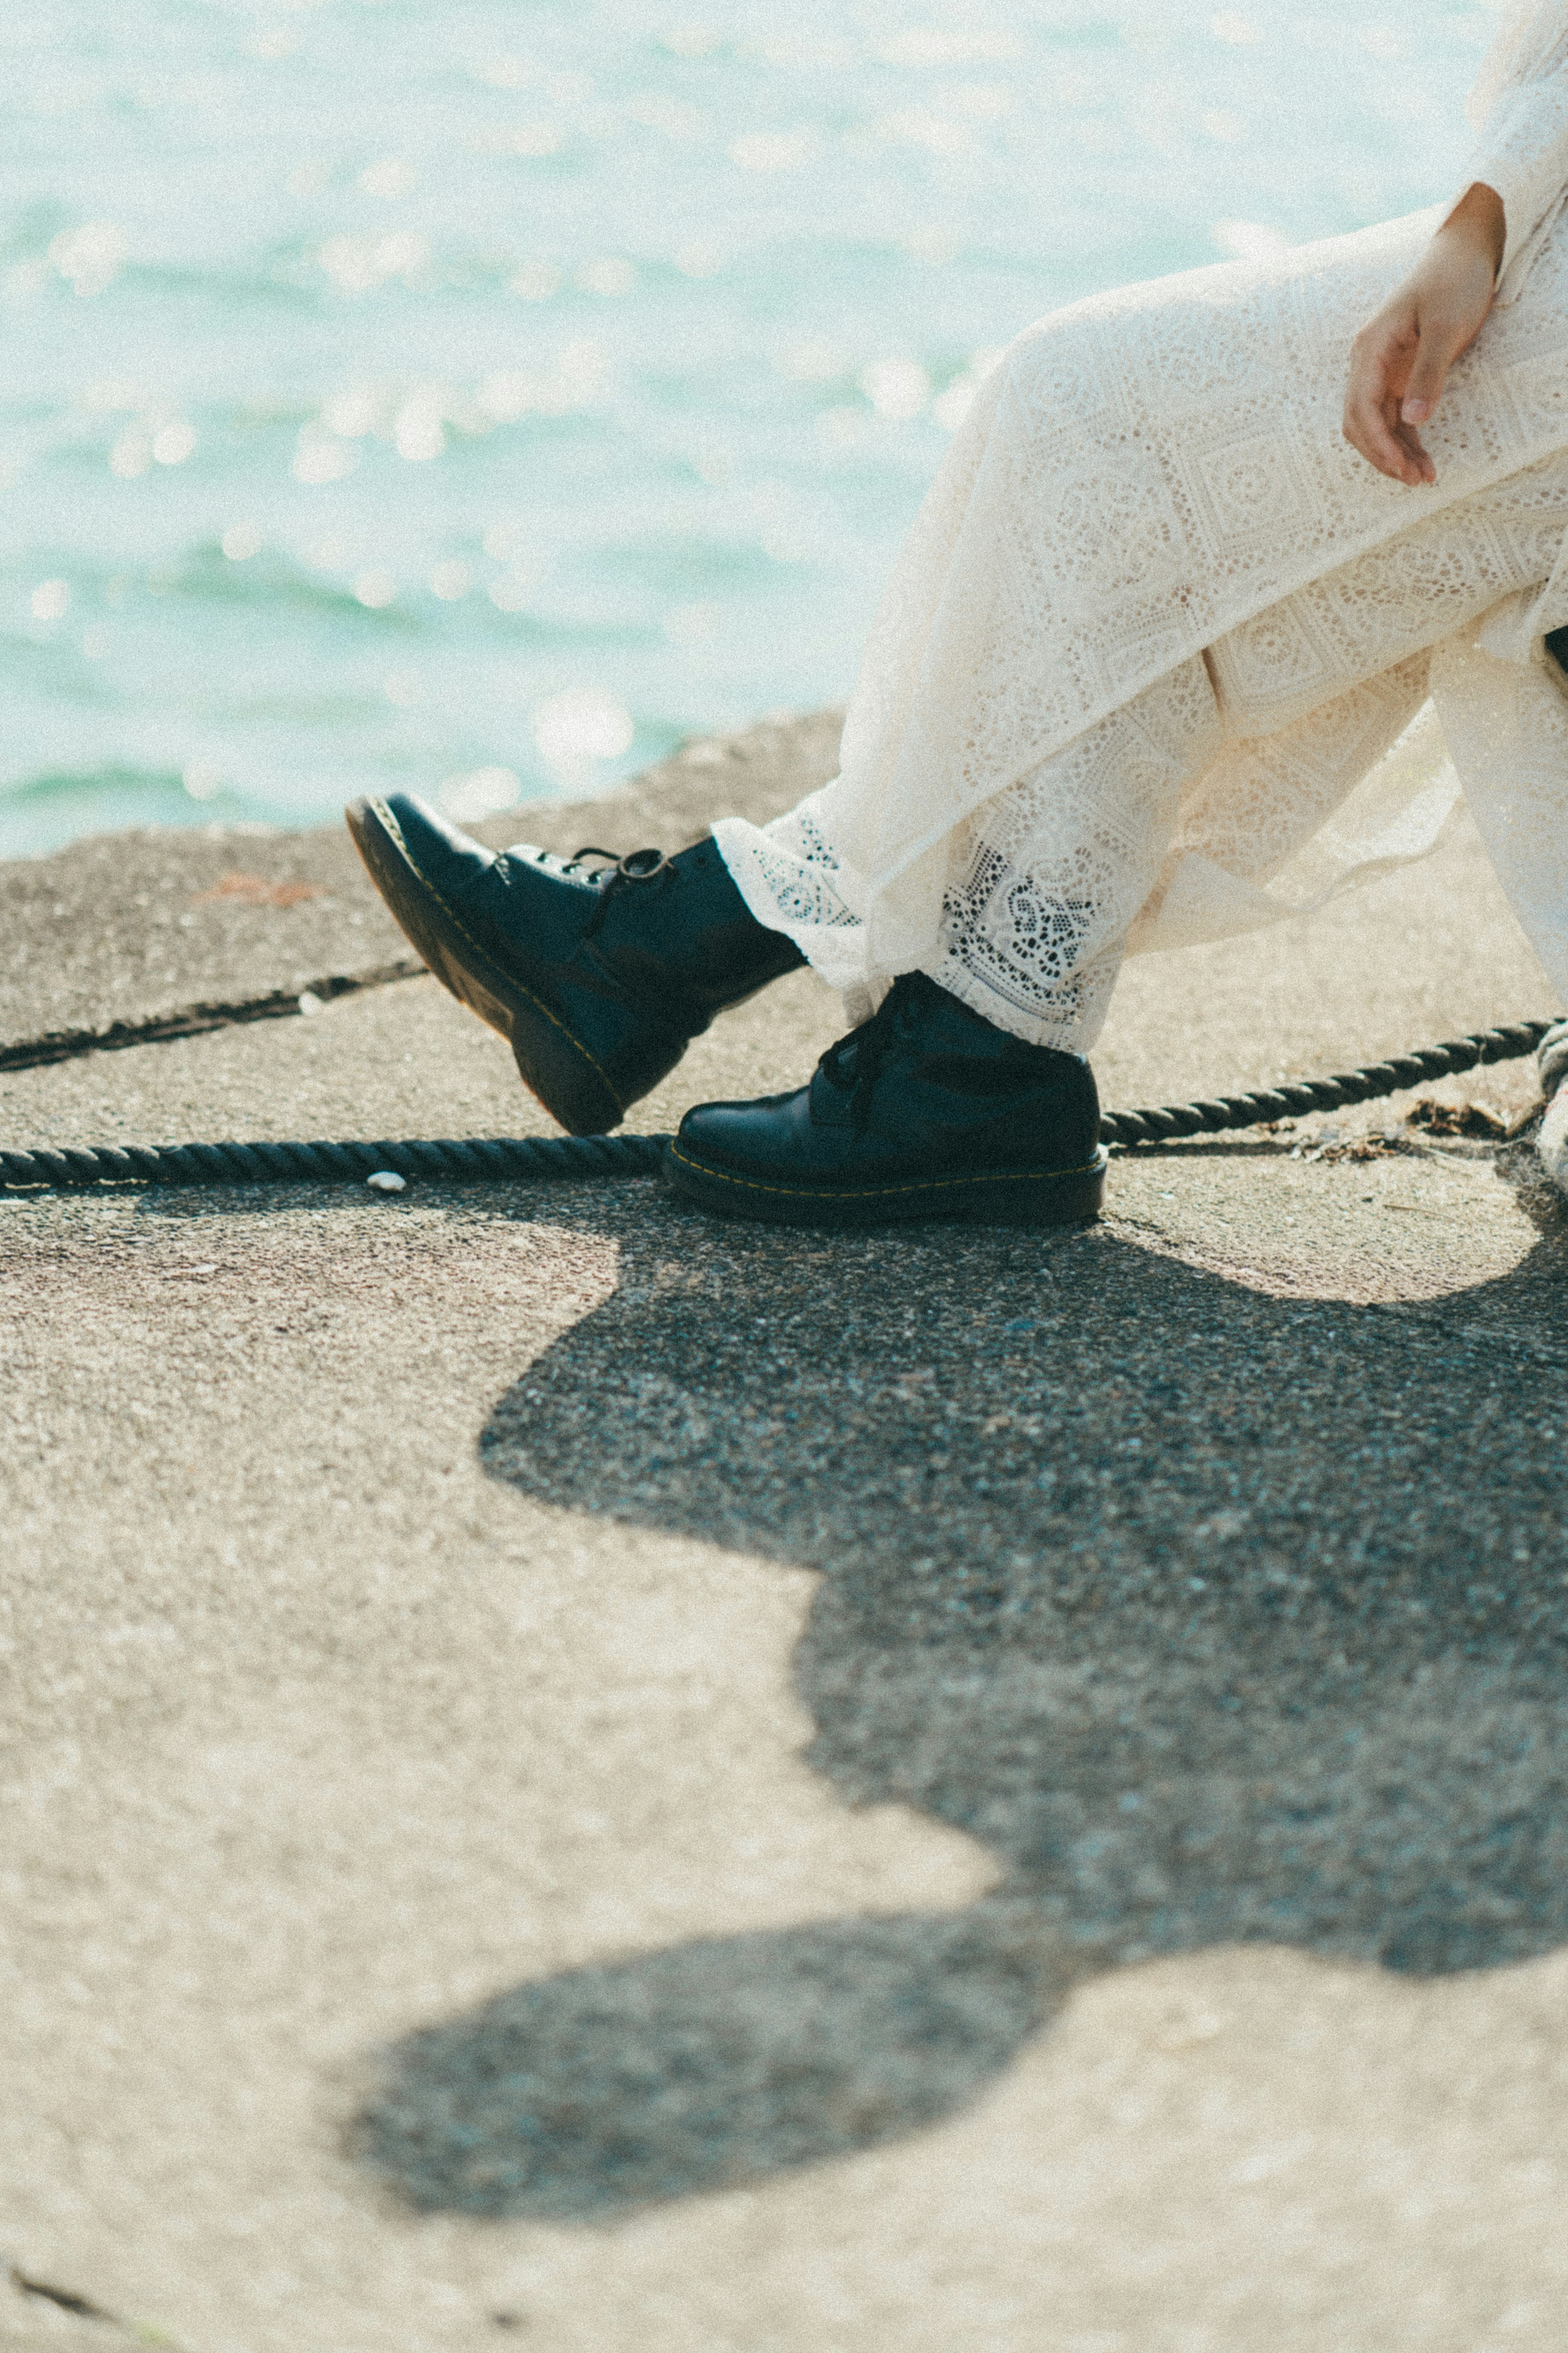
[663,970,1106,1227]
[345,794,804,1134]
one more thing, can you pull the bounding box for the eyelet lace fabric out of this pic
[715,12,1568,1050]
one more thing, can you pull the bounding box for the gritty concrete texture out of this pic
[3,715,1568,2353]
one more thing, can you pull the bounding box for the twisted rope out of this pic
[0,1132,669,1189]
[1,1017,1555,1189]
[1096,1015,1555,1148]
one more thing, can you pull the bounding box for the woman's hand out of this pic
[1342,183,1506,486]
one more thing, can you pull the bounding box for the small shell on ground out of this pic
[1537,1017,1568,1100]
[366,1169,406,1193]
[1537,1084,1568,1196]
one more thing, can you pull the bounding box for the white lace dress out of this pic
[714,1,1568,1050]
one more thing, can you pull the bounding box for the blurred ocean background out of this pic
[2,0,1499,856]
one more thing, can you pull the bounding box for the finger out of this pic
[1400,317,1463,424]
[1343,314,1425,479]
[1392,416,1437,485]
[1387,381,1436,484]
[1344,383,1423,482]
[1378,329,1418,412]
[1343,395,1412,479]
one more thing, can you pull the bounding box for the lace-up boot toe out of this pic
[346,792,803,1134]
[664,971,1107,1227]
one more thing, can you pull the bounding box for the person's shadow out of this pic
[349,1157,1568,2221]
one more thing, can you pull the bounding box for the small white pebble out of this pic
[298,989,324,1016]
[366,1169,406,1193]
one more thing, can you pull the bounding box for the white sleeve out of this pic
[1453,0,1568,299]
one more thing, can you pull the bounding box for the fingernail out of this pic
[1401,399,1431,423]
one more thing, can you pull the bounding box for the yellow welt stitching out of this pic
[666,1143,1105,1203]
[368,801,626,1115]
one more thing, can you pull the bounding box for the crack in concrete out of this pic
[0,959,423,1074]
[10,2264,189,2349]
[11,2267,116,2322]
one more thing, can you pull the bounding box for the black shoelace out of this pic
[817,984,905,1129]
[563,845,673,938]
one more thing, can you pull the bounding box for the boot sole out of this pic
[345,797,625,1136]
[662,1141,1107,1229]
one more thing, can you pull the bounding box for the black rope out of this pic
[1,1017,1555,1190]
[0,1132,670,1189]
[1096,1015,1555,1147]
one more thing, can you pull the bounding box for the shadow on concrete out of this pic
[350,1185,1568,2219]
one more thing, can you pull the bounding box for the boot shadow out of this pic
[351,1192,1568,2219]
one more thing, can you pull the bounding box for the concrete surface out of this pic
[3,715,1568,2353]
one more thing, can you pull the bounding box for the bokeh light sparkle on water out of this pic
[1,0,1498,855]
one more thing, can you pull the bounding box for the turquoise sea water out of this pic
[2,0,1497,856]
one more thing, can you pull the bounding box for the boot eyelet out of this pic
[616,848,672,881]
